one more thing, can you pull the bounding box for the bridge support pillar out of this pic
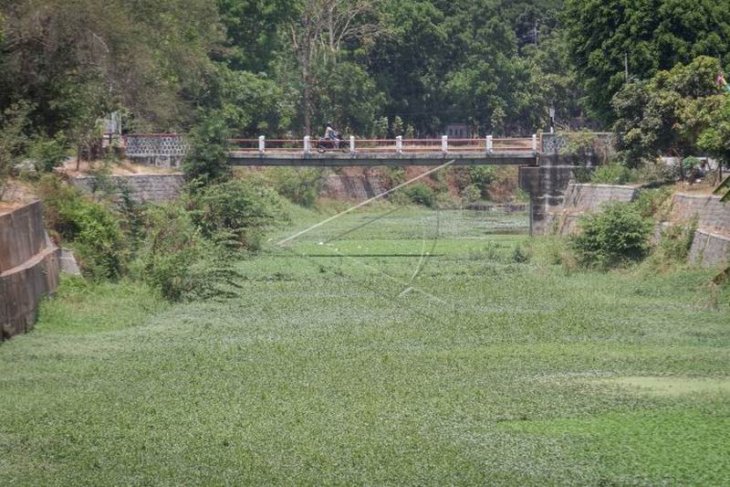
[519,133,576,235]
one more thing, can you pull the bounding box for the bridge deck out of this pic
[122,134,541,167]
[228,151,537,166]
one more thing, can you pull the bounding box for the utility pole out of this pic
[624,52,629,82]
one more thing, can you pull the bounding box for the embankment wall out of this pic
[71,174,185,203]
[667,193,729,267]
[0,201,60,340]
[553,183,729,268]
[550,183,639,235]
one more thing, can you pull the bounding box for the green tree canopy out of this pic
[612,56,725,166]
[564,0,730,122]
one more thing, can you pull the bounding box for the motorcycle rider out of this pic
[320,122,339,150]
[324,122,337,141]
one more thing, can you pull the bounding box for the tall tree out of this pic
[0,0,223,138]
[216,0,293,72]
[612,56,723,166]
[564,0,730,122]
[288,0,381,135]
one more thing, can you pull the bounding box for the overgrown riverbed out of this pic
[1,207,728,485]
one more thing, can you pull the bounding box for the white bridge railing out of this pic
[123,134,541,159]
[229,135,539,155]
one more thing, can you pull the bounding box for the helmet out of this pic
[326,121,333,127]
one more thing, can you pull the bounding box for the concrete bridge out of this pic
[227,135,538,167]
[124,133,607,234]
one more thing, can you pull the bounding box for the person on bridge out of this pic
[325,122,337,140]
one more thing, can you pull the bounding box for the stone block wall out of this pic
[71,174,185,203]
[548,183,638,235]
[550,185,729,268]
[667,193,729,267]
[322,173,387,200]
[124,134,187,168]
[0,201,60,340]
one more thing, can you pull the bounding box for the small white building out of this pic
[445,123,471,138]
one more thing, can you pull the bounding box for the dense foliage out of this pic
[137,203,241,301]
[38,175,128,280]
[612,56,727,166]
[1,0,729,177]
[0,0,583,147]
[187,179,288,250]
[571,201,653,269]
[564,0,730,122]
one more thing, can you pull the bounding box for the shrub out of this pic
[633,161,679,184]
[571,201,652,269]
[461,184,481,204]
[468,166,495,199]
[187,179,288,251]
[38,175,127,280]
[632,188,672,219]
[511,244,531,263]
[137,204,240,302]
[0,102,31,195]
[183,112,231,185]
[29,135,68,172]
[590,163,635,184]
[269,168,324,207]
[656,220,697,263]
[403,183,436,207]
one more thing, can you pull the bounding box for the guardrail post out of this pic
[350,136,355,153]
[396,136,403,154]
[442,135,448,153]
[532,134,538,152]
[486,135,493,153]
[304,135,311,154]
[258,135,265,154]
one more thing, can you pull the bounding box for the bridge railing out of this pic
[227,136,538,155]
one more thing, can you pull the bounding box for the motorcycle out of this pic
[318,131,343,152]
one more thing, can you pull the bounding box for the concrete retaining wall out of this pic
[667,193,729,267]
[71,174,185,203]
[551,183,639,235]
[552,185,729,268]
[322,173,387,200]
[124,134,187,168]
[0,201,60,341]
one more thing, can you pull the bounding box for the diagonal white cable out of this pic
[324,242,449,305]
[275,159,456,246]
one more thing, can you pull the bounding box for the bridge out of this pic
[123,133,540,167]
[123,132,603,235]
[227,135,539,166]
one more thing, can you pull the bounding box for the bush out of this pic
[29,135,68,172]
[468,166,495,199]
[590,163,635,184]
[187,179,288,251]
[403,183,436,207]
[269,168,324,207]
[0,102,31,194]
[655,220,697,264]
[634,161,679,184]
[632,188,672,219]
[461,184,481,204]
[511,244,531,263]
[571,202,652,269]
[38,175,127,280]
[183,112,231,185]
[137,204,240,302]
